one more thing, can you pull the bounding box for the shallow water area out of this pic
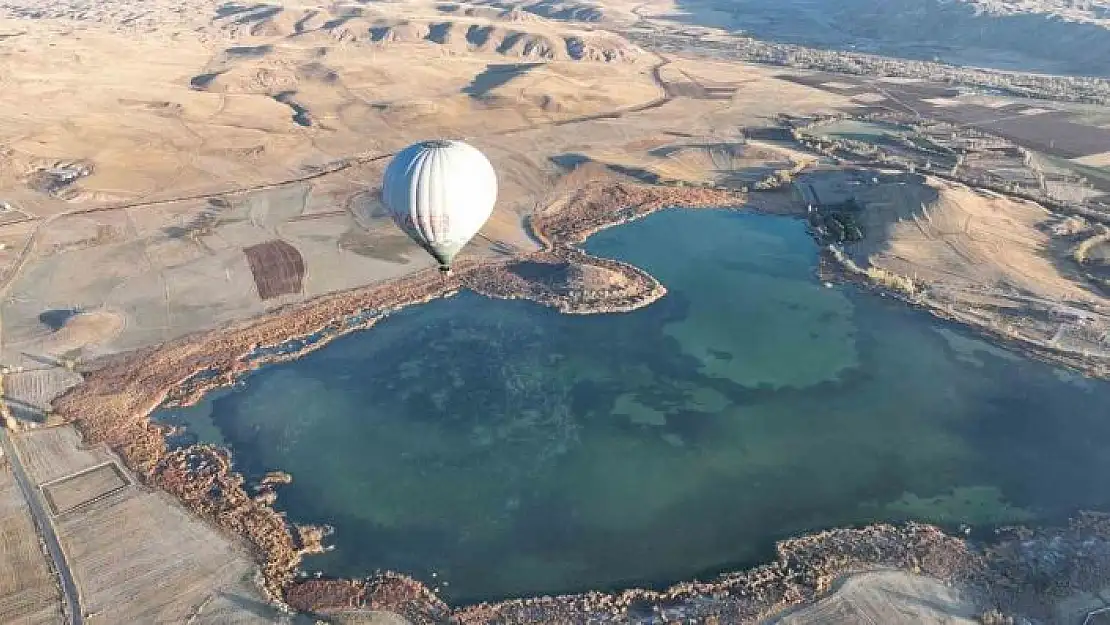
[160,209,1110,604]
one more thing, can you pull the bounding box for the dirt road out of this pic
[0,428,82,625]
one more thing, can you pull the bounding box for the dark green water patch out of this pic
[158,209,1110,603]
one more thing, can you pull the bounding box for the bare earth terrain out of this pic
[769,570,980,625]
[11,424,298,625]
[1,0,1110,623]
[0,459,63,625]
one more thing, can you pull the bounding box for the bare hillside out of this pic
[209,3,640,61]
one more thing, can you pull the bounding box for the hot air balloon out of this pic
[381,139,497,273]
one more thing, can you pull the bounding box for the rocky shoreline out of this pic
[289,523,982,624]
[278,515,1110,624]
[49,177,1110,623]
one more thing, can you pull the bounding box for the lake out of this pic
[159,209,1110,603]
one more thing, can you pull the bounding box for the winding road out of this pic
[0,428,82,625]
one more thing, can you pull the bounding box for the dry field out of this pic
[768,570,980,625]
[1,368,82,424]
[11,425,297,624]
[55,487,275,624]
[17,426,108,485]
[41,462,127,515]
[0,461,62,625]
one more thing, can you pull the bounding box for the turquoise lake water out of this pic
[159,209,1110,603]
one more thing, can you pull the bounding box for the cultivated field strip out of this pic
[2,369,83,424]
[56,487,259,623]
[10,424,273,623]
[17,427,109,486]
[0,462,64,625]
[41,462,128,516]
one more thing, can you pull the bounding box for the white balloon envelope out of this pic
[381,139,498,272]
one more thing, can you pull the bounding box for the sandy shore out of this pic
[50,178,1110,623]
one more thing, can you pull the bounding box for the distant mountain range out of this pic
[667,0,1110,76]
[5,0,1110,76]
